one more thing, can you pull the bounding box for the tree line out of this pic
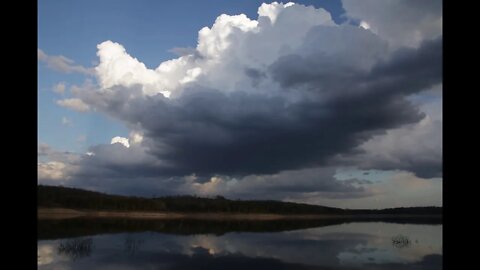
[38,185,441,215]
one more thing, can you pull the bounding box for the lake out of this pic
[38,219,442,269]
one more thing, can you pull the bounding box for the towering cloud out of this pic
[40,2,442,203]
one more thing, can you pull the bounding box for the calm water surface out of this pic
[38,221,442,269]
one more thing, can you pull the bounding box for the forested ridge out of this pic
[38,185,441,215]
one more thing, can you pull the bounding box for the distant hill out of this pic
[38,185,442,215]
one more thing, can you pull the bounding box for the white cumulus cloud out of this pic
[111,136,130,148]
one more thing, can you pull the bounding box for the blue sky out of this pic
[38,0,442,208]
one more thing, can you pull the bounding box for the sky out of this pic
[38,0,442,209]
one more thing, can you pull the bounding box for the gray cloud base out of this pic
[74,37,441,179]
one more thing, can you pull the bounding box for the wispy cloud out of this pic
[61,116,72,126]
[52,82,66,95]
[56,98,90,112]
[38,49,94,75]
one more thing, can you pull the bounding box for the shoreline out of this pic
[38,207,442,221]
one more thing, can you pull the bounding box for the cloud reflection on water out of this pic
[38,222,442,270]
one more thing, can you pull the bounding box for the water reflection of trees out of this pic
[39,217,442,241]
[57,238,94,260]
[124,234,144,255]
[391,234,411,248]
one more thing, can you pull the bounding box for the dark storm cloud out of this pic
[198,167,375,200]
[270,33,441,98]
[77,143,166,178]
[245,67,267,87]
[267,36,442,178]
[71,37,441,182]
[375,159,441,179]
[334,100,442,179]
[358,136,442,179]
[146,39,440,177]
